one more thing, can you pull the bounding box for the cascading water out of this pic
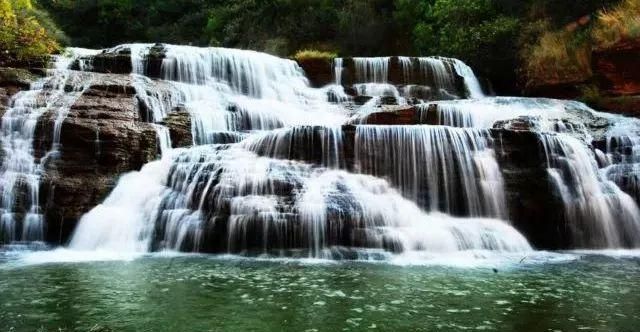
[64,44,531,258]
[338,56,484,100]
[352,57,390,83]
[416,97,594,129]
[540,133,640,247]
[451,59,485,99]
[354,125,507,218]
[334,58,343,85]
[27,42,634,259]
[0,50,98,244]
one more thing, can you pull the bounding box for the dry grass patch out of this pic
[293,49,337,62]
[523,28,592,84]
[593,0,640,48]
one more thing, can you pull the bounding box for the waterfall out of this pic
[418,97,585,129]
[339,56,485,100]
[353,83,403,99]
[0,51,98,244]
[69,159,169,252]
[66,44,531,258]
[352,57,390,83]
[242,126,345,169]
[354,125,507,219]
[398,56,413,83]
[418,58,456,94]
[452,59,485,98]
[72,144,528,256]
[333,57,343,85]
[540,133,640,247]
[603,120,640,203]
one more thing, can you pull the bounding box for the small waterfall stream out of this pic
[0,49,98,243]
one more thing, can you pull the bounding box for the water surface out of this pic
[1,251,639,332]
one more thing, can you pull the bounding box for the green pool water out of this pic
[1,250,639,332]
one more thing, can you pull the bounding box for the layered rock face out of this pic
[0,66,191,244]
[590,39,640,117]
[34,74,160,243]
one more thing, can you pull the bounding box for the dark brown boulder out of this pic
[356,105,421,125]
[296,58,333,88]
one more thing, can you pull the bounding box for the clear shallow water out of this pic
[1,251,639,332]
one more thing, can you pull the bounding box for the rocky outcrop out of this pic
[353,105,427,125]
[296,58,334,87]
[593,39,640,96]
[77,44,165,77]
[33,73,160,244]
[162,108,193,148]
[0,68,39,109]
[489,128,570,249]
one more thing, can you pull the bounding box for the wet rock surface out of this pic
[490,129,571,249]
[162,108,192,148]
[31,73,159,244]
[296,58,334,88]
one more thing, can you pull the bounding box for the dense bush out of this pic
[521,23,593,85]
[293,50,337,62]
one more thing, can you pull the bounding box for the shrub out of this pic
[592,0,640,48]
[521,23,592,85]
[0,0,60,64]
[292,49,337,62]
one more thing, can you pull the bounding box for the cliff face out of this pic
[526,38,640,117]
[593,39,640,97]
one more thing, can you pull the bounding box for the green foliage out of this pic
[30,0,638,93]
[0,0,60,64]
[411,0,521,92]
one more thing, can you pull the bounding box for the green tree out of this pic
[412,0,520,93]
[0,0,60,64]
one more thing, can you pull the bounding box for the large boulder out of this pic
[296,58,334,88]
